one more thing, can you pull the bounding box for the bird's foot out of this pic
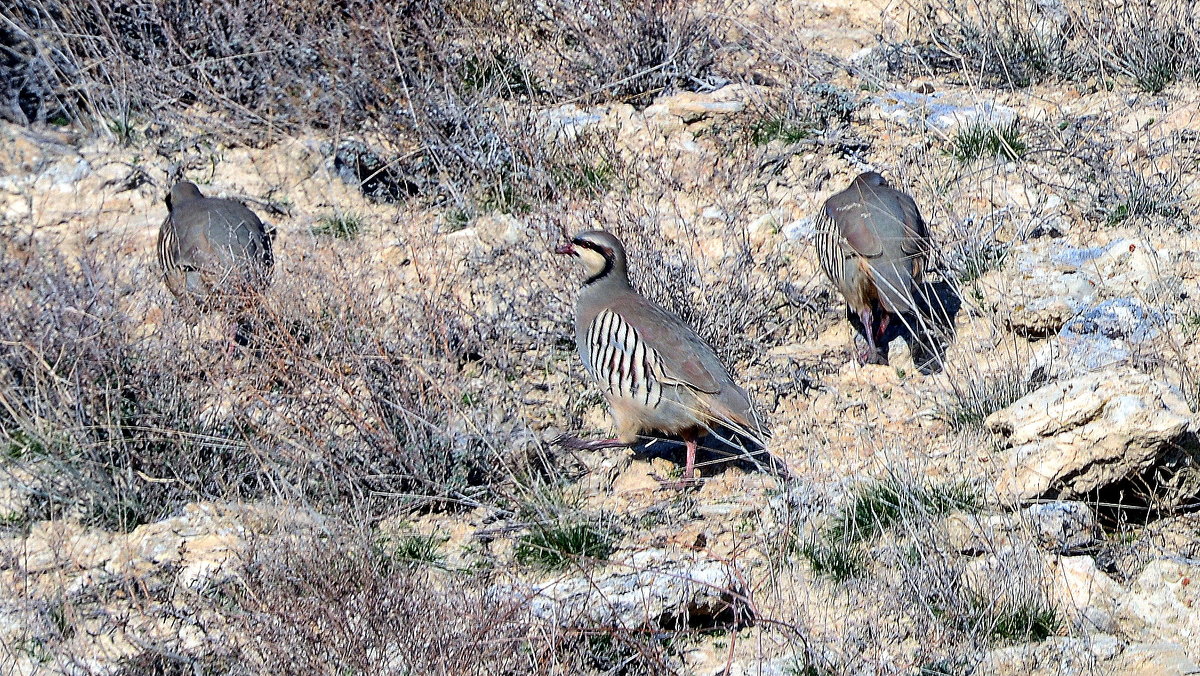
[855,345,888,366]
[553,434,628,451]
[650,472,701,491]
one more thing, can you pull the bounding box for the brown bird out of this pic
[156,181,274,348]
[555,230,768,488]
[814,171,938,372]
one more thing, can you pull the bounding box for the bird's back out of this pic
[817,179,928,315]
[160,196,273,305]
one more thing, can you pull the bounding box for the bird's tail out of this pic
[701,396,797,479]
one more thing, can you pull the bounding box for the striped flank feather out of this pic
[586,308,667,409]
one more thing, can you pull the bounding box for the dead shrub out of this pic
[904,0,1200,90]
[232,531,536,675]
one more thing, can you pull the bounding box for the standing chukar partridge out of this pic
[556,230,767,488]
[815,171,939,372]
[157,181,274,348]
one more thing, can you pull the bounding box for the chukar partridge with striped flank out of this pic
[815,171,936,370]
[556,231,766,488]
[157,181,274,346]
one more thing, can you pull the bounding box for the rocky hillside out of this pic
[1,1,1199,674]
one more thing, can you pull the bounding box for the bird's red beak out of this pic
[555,241,575,255]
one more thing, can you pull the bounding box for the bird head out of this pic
[556,230,628,285]
[166,181,204,211]
[854,171,889,188]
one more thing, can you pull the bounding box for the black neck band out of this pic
[577,240,614,286]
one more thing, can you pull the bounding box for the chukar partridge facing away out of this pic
[556,230,767,488]
[815,171,938,372]
[157,181,274,347]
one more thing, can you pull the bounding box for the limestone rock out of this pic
[1032,298,1166,378]
[1117,560,1200,661]
[871,90,1017,132]
[943,511,1019,555]
[1008,296,1086,338]
[535,103,604,144]
[647,86,751,123]
[943,503,1094,557]
[1112,642,1200,675]
[986,369,1193,502]
[1024,502,1095,553]
[1048,556,1123,633]
[510,550,748,630]
[1005,246,1096,337]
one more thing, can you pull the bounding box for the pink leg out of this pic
[654,434,701,490]
[226,321,238,357]
[876,313,891,342]
[856,308,878,364]
[855,308,889,366]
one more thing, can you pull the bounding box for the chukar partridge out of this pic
[815,171,938,372]
[556,230,767,488]
[157,181,274,346]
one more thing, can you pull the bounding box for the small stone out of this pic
[1023,502,1095,553]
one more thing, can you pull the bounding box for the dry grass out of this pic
[905,0,1200,91]
[0,225,573,530]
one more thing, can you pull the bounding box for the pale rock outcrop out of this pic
[1116,559,1200,662]
[646,85,755,123]
[1048,555,1123,633]
[986,369,1192,501]
[943,502,1095,556]
[504,549,748,630]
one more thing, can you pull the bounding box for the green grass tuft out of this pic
[312,212,365,238]
[5,429,48,460]
[1133,57,1177,94]
[798,539,867,582]
[956,241,1009,285]
[551,159,614,196]
[828,478,983,544]
[515,521,612,570]
[949,122,1026,164]
[986,598,1061,643]
[377,533,447,567]
[939,370,1039,431]
[459,51,540,97]
[750,117,814,145]
[1105,195,1181,227]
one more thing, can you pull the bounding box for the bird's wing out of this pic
[890,190,932,280]
[615,297,724,394]
[826,196,884,259]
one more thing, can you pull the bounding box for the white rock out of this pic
[986,369,1193,501]
[506,551,747,629]
[1024,502,1095,553]
[535,103,604,144]
[783,217,815,243]
[1049,555,1123,632]
[35,157,90,191]
[1112,642,1200,675]
[1118,560,1200,661]
[871,91,1018,133]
